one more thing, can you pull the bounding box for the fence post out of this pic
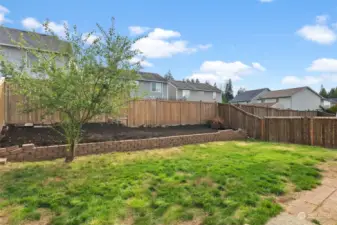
[199,101,202,124]
[310,117,314,146]
[260,118,265,140]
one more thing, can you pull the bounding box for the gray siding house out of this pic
[0,27,68,70]
[258,87,323,110]
[135,72,168,99]
[230,88,270,104]
[168,80,222,102]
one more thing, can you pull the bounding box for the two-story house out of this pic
[135,72,168,99]
[0,27,68,70]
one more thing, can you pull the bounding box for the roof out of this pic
[169,80,221,92]
[230,88,269,103]
[259,86,322,99]
[138,72,166,82]
[327,98,337,103]
[0,26,69,52]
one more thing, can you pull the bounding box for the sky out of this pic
[1,0,337,94]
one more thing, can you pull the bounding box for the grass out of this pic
[0,141,337,225]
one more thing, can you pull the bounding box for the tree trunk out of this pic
[65,140,76,163]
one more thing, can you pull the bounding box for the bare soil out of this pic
[0,124,217,147]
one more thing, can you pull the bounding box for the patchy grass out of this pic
[1,141,337,225]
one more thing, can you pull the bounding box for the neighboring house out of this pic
[135,72,168,99]
[258,86,322,110]
[230,88,270,104]
[0,27,68,71]
[168,80,222,102]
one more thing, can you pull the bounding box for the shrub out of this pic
[210,117,225,130]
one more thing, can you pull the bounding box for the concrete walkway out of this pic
[267,162,337,225]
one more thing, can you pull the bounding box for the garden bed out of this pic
[0,123,217,147]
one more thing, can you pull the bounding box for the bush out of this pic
[210,117,225,130]
[327,105,337,114]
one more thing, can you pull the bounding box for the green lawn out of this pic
[1,141,337,225]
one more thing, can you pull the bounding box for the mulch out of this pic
[0,123,217,147]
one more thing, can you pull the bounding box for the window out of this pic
[182,90,190,98]
[213,92,216,100]
[151,82,162,92]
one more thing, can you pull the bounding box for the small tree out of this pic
[164,70,174,80]
[0,19,140,162]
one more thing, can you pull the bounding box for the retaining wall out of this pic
[0,129,246,162]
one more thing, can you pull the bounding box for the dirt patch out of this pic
[177,218,204,225]
[0,124,217,147]
[195,177,216,187]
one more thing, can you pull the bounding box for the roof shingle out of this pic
[259,87,308,99]
[230,88,269,103]
[169,80,221,92]
[138,72,166,82]
[0,27,69,52]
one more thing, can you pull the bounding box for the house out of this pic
[168,80,222,102]
[230,88,270,104]
[0,27,68,70]
[135,72,168,99]
[258,86,323,110]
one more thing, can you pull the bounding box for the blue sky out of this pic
[2,0,337,94]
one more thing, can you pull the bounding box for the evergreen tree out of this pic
[191,79,195,83]
[213,82,217,88]
[164,70,174,80]
[186,79,190,83]
[319,85,328,98]
[328,88,336,98]
[224,79,234,102]
[196,79,200,83]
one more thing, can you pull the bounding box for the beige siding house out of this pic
[258,87,323,110]
[168,80,222,102]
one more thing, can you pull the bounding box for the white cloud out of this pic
[21,17,68,37]
[259,0,274,3]
[186,60,265,84]
[132,28,200,58]
[297,15,336,45]
[198,44,212,50]
[297,25,336,45]
[48,21,67,37]
[82,33,100,44]
[252,62,266,72]
[316,15,329,24]
[148,28,181,39]
[0,5,10,24]
[22,17,42,30]
[0,5,9,14]
[130,57,153,68]
[128,26,150,35]
[282,75,322,85]
[307,58,337,72]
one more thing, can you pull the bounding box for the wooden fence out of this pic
[1,80,217,127]
[219,104,337,149]
[235,104,318,117]
[219,104,262,139]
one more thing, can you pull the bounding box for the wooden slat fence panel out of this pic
[3,86,218,127]
[236,104,318,117]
